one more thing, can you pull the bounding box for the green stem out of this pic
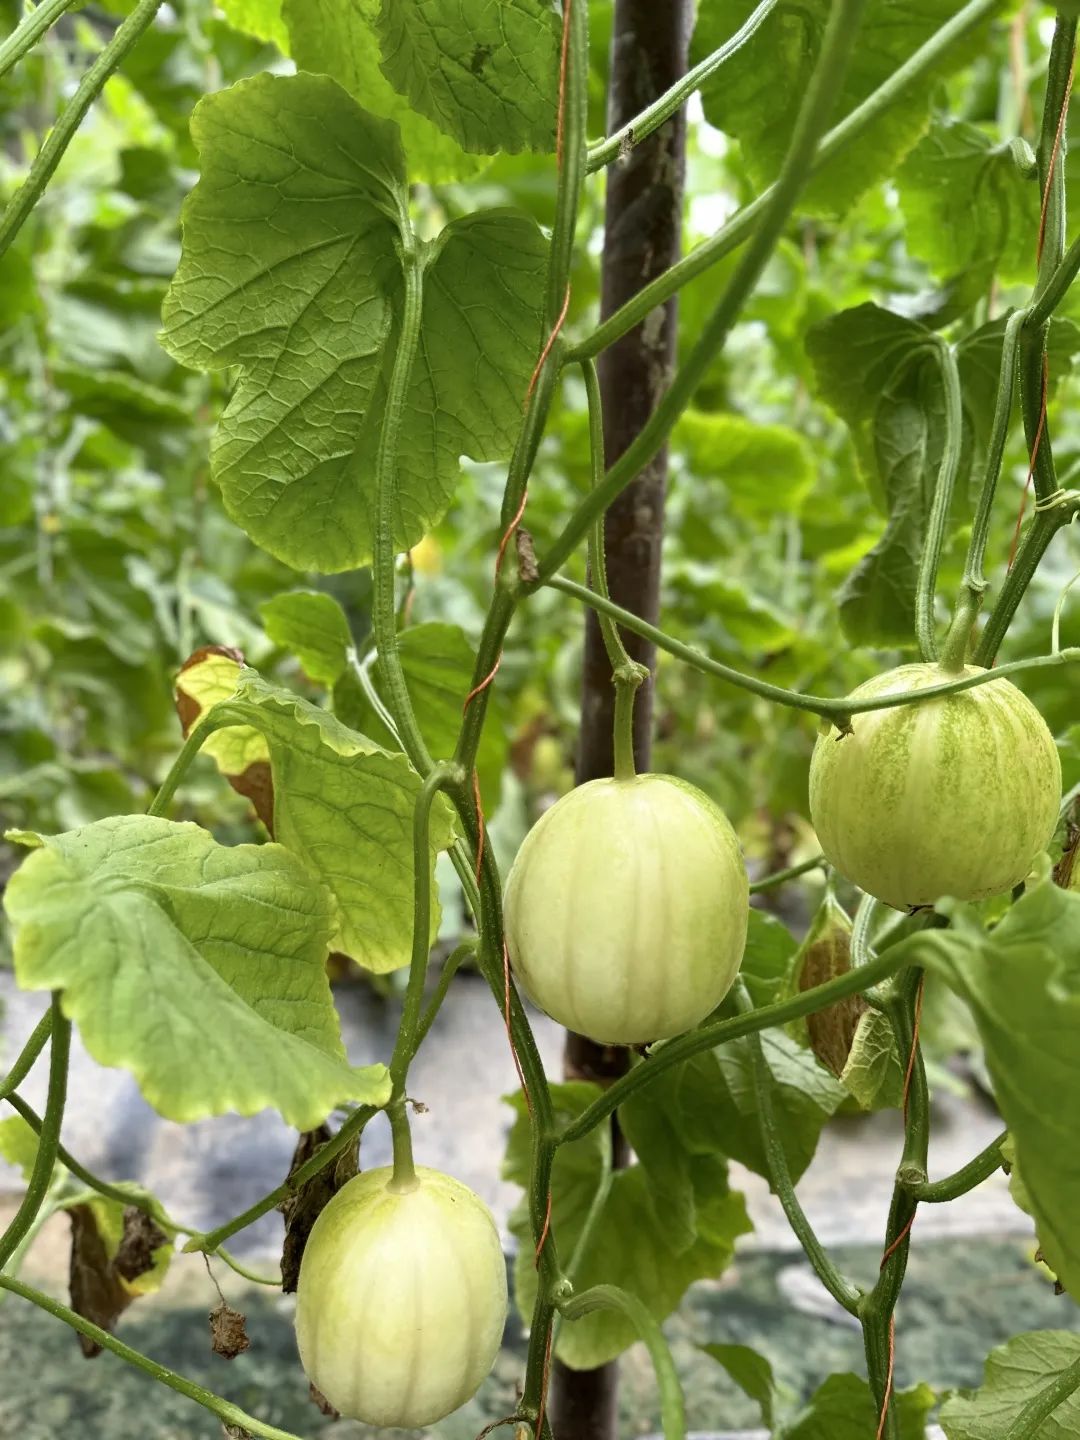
[612,678,639,781]
[0,1274,306,1440]
[974,508,1074,663]
[211,1248,281,1286]
[0,995,69,1271]
[581,355,647,782]
[1019,322,1058,504]
[861,970,930,1435]
[0,0,164,263]
[750,855,825,893]
[961,308,1024,607]
[566,0,999,364]
[541,0,868,584]
[544,0,589,328]
[559,945,911,1146]
[585,0,778,171]
[558,1284,686,1440]
[581,357,630,675]
[5,1095,277,1280]
[940,589,981,676]
[4,1094,171,1221]
[972,16,1079,663]
[146,710,227,818]
[1002,1354,1080,1440]
[737,983,860,1314]
[384,765,460,1194]
[371,231,435,776]
[388,763,460,1093]
[182,1104,376,1254]
[908,1131,1006,1203]
[0,1009,53,1101]
[1028,232,1080,327]
[414,939,477,1051]
[453,359,560,782]
[1033,15,1077,293]
[916,343,963,663]
[0,0,77,81]
[546,574,1080,720]
[387,1100,417,1193]
[564,1127,613,1287]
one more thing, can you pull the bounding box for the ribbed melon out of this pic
[295,1167,507,1427]
[503,774,748,1044]
[809,664,1061,911]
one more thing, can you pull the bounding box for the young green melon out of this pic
[295,1167,507,1428]
[503,773,749,1045]
[809,664,1061,911]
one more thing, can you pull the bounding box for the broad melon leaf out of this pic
[161,72,546,572]
[505,1084,751,1369]
[259,590,354,688]
[3,817,390,1126]
[284,0,487,182]
[897,118,1039,285]
[233,670,457,973]
[373,0,560,155]
[675,410,815,520]
[777,1371,934,1438]
[940,1331,1080,1439]
[839,1008,905,1112]
[694,0,1004,216]
[700,1343,779,1429]
[915,872,1080,1299]
[218,0,288,49]
[173,653,456,972]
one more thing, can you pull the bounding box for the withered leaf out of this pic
[69,1205,134,1358]
[794,894,866,1078]
[278,1124,359,1293]
[113,1205,170,1284]
[174,645,275,831]
[210,1300,251,1360]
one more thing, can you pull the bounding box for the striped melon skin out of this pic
[809,664,1061,911]
[503,774,749,1045]
[295,1167,507,1428]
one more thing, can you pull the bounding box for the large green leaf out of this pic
[505,1084,751,1369]
[373,0,560,154]
[674,410,815,520]
[777,1371,934,1438]
[897,118,1039,285]
[259,590,354,688]
[284,0,487,182]
[700,1343,779,1429]
[940,1331,1080,1439]
[3,817,390,1126]
[224,669,457,973]
[693,0,1001,215]
[623,1026,846,1196]
[806,304,949,646]
[916,872,1080,1299]
[218,0,288,49]
[740,906,800,1008]
[161,72,546,572]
